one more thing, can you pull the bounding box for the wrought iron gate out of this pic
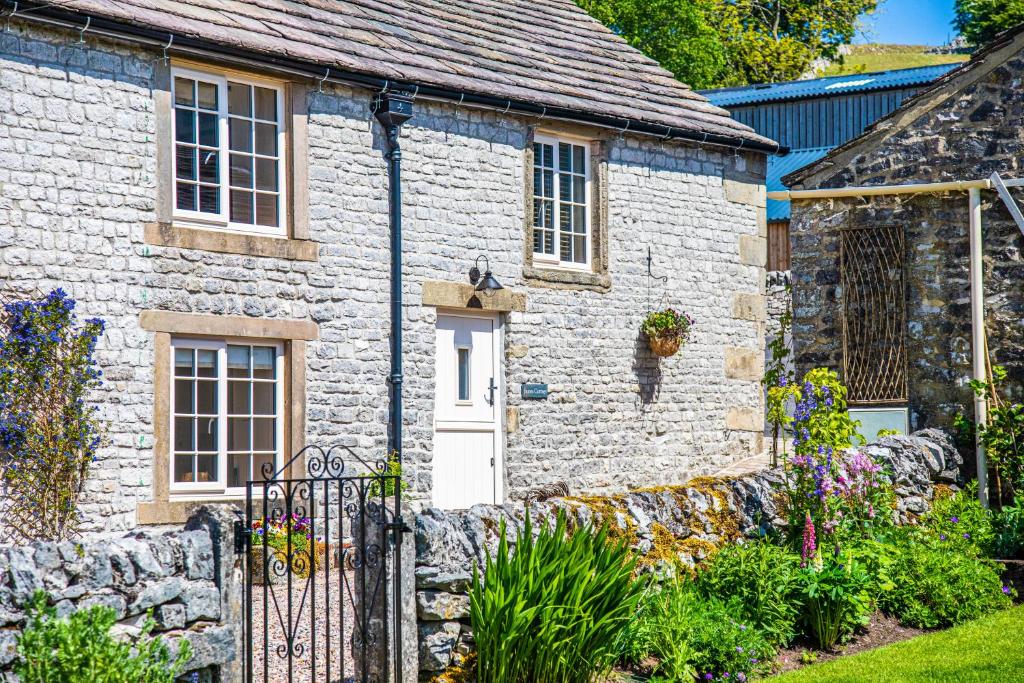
[241,445,404,683]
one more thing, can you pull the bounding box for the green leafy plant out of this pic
[967,365,1024,501]
[993,495,1024,559]
[629,578,772,683]
[15,591,191,683]
[0,289,105,542]
[878,537,1013,629]
[763,285,795,467]
[469,510,643,683]
[796,553,871,650]
[696,540,802,646]
[919,485,995,557]
[366,450,409,499]
[640,308,694,342]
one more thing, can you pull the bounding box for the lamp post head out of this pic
[468,255,504,295]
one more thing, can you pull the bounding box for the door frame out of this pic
[433,309,505,505]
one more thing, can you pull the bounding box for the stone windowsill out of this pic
[145,223,319,261]
[522,265,611,292]
[137,499,244,525]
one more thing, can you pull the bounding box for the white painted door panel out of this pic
[433,313,501,509]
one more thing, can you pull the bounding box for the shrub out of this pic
[878,537,1013,629]
[15,591,191,683]
[695,540,802,646]
[0,289,105,542]
[969,365,1024,498]
[469,510,643,683]
[920,485,995,557]
[993,495,1024,559]
[633,579,772,683]
[796,554,871,650]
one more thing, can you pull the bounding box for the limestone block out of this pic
[723,178,767,207]
[731,292,766,321]
[724,347,763,381]
[725,406,762,433]
[739,234,767,267]
[416,590,471,621]
[418,621,461,671]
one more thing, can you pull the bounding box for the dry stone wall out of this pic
[0,506,241,681]
[412,431,961,678]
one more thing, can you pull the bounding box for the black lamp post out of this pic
[373,88,415,463]
[468,255,504,295]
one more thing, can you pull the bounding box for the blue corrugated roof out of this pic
[767,147,833,221]
[701,64,958,107]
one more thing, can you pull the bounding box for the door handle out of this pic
[487,377,497,406]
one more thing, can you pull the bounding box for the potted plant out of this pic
[641,308,693,357]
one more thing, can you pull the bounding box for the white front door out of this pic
[432,312,502,509]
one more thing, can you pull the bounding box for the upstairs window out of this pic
[532,135,590,269]
[172,67,287,236]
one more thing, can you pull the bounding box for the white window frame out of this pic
[532,134,592,271]
[170,65,288,238]
[169,337,285,497]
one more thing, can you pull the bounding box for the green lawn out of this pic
[821,45,967,76]
[772,606,1024,682]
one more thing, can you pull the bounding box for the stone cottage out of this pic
[0,0,778,533]
[783,24,1024,436]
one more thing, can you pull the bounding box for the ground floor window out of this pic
[170,337,284,494]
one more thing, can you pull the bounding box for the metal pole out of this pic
[968,188,989,507]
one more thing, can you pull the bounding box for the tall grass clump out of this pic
[469,510,643,683]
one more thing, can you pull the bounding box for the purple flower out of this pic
[963,533,971,540]
[704,675,713,681]
[951,516,959,524]
[1003,585,1012,595]
[940,534,947,541]
[736,646,744,652]
[737,674,747,683]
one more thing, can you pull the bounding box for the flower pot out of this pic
[648,334,681,357]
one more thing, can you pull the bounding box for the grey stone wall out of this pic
[0,22,767,531]
[790,50,1024,429]
[0,506,240,680]
[411,431,961,679]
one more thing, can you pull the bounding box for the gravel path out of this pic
[247,567,357,683]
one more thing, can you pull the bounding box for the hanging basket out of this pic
[648,334,681,358]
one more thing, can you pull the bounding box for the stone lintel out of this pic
[139,310,319,341]
[422,280,527,312]
[144,223,319,261]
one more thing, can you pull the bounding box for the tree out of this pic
[576,0,879,87]
[576,0,729,89]
[955,0,1024,46]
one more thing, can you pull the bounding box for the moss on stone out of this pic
[430,652,476,683]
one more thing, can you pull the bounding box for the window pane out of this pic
[457,348,470,401]
[573,175,585,203]
[228,453,249,488]
[229,118,252,152]
[542,169,553,197]
[176,183,196,212]
[559,173,571,202]
[230,190,254,224]
[254,87,277,121]
[560,232,571,262]
[174,348,194,376]
[196,417,217,451]
[230,154,253,188]
[175,145,196,180]
[174,454,193,482]
[255,193,279,227]
[174,77,195,106]
[533,227,543,254]
[199,149,219,183]
[533,166,541,196]
[175,108,195,144]
[252,453,275,480]
[573,145,585,172]
[229,380,250,414]
[573,235,586,264]
[197,81,218,110]
[533,198,544,228]
[174,416,194,451]
[541,143,553,168]
[228,82,251,116]
[559,142,571,172]
[229,417,250,451]
[252,346,275,379]
[255,122,277,156]
[196,379,216,415]
[199,185,219,214]
[573,205,586,233]
[255,157,277,192]
[195,454,216,483]
[174,379,194,414]
[560,203,571,230]
[253,382,274,415]
[227,345,250,378]
[196,349,217,377]
[253,418,275,451]
[198,112,218,147]
[542,200,553,230]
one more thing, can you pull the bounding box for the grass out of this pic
[773,606,1024,682]
[821,44,967,76]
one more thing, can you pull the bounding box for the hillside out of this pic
[822,44,968,76]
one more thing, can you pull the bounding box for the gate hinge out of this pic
[384,519,413,534]
[233,519,248,554]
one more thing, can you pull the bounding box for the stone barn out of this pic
[783,24,1024,437]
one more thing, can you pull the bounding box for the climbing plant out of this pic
[764,284,795,466]
[0,289,105,542]
[969,365,1024,503]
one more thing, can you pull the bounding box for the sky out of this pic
[856,0,959,46]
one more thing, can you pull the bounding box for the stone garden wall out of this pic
[0,506,241,681]
[412,431,962,679]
